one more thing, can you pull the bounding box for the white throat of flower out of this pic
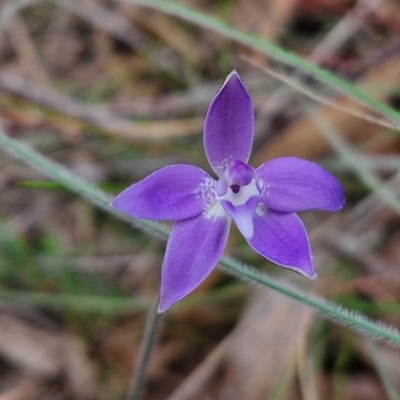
[217,178,259,206]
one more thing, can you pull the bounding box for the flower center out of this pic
[215,160,260,239]
[216,160,259,203]
[231,184,240,193]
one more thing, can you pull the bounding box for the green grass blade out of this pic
[121,0,400,124]
[0,290,149,314]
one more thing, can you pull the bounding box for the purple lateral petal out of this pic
[247,208,316,278]
[110,164,216,221]
[204,71,254,176]
[257,157,344,212]
[158,214,230,312]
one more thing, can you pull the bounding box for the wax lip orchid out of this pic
[111,71,344,312]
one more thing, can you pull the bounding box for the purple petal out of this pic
[257,157,344,212]
[247,208,316,278]
[159,213,231,312]
[204,71,254,176]
[110,164,216,221]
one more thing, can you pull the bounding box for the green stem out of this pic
[1,130,400,347]
[219,259,400,347]
[0,290,149,315]
[127,296,163,400]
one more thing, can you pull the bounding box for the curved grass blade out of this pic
[121,0,400,125]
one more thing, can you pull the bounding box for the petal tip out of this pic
[329,182,346,212]
[109,195,126,212]
[338,194,346,210]
[158,284,185,314]
[109,197,118,208]
[157,300,171,314]
[224,70,247,91]
[226,69,240,82]
[289,264,317,280]
[309,272,318,280]
[329,194,345,212]
[158,290,183,313]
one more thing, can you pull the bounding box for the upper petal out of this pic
[204,71,254,176]
[247,208,316,278]
[110,164,216,221]
[257,157,344,212]
[159,211,230,312]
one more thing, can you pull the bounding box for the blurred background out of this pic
[1,0,400,399]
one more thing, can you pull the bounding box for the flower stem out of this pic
[127,295,163,400]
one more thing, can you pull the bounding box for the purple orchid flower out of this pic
[111,71,344,312]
